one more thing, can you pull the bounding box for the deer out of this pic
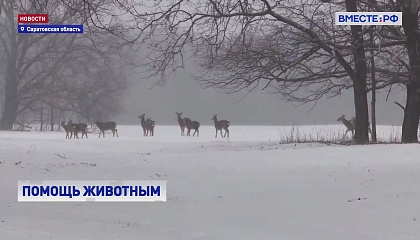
[146,118,155,136]
[337,115,355,138]
[175,112,186,136]
[72,123,88,139]
[138,113,148,136]
[184,117,200,137]
[61,120,74,139]
[212,114,230,138]
[96,121,118,138]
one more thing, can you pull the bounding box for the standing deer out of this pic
[184,117,200,137]
[96,121,118,138]
[212,114,230,138]
[138,113,148,136]
[73,123,89,139]
[61,120,74,139]
[175,112,186,136]
[337,115,355,138]
[146,118,155,136]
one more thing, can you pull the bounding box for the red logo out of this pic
[18,14,49,24]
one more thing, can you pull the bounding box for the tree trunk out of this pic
[353,81,370,144]
[50,105,54,131]
[40,103,44,131]
[0,69,18,130]
[401,5,420,143]
[370,28,377,143]
[346,0,370,144]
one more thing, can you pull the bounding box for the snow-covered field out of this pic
[1,124,420,240]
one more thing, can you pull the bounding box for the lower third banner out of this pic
[18,25,84,34]
[18,180,166,202]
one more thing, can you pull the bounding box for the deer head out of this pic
[337,115,345,122]
[212,114,217,121]
[138,113,145,119]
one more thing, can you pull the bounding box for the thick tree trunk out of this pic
[0,70,18,130]
[353,80,370,144]
[401,6,420,143]
[346,0,370,144]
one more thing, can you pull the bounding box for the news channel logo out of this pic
[18,180,166,202]
[335,12,402,26]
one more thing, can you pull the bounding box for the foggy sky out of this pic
[115,66,407,126]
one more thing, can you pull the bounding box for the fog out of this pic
[116,68,406,126]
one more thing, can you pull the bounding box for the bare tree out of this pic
[62,0,415,144]
[0,0,129,130]
[73,0,376,143]
[397,0,420,143]
[357,0,420,142]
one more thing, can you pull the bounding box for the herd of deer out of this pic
[60,112,369,139]
[61,120,118,139]
[60,113,364,140]
[59,112,231,139]
[175,112,230,138]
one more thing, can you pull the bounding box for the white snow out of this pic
[1,125,419,240]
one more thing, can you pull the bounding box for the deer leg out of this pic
[116,129,119,137]
[196,129,199,137]
[224,129,229,138]
[342,129,349,139]
[215,129,218,138]
[220,129,224,138]
[98,131,101,138]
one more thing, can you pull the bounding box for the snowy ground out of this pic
[1,124,420,240]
